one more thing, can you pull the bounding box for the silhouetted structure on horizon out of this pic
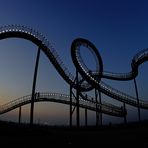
[0,25,147,127]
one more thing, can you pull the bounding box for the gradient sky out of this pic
[0,0,148,125]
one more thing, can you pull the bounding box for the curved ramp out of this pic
[0,92,125,117]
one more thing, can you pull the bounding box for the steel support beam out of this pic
[99,91,102,126]
[123,102,127,124]
[95,89,102,126]
[76,70,80,128]
[70,85,72,127]
[30,47,41,125]
[85,108,87,127]
[19,106,21,124]
[134,78,141,122]
[95,89,99,126]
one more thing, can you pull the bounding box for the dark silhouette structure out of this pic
[0,92,124,117]
[30,47,41,125]
[134,78,141,122]
[18,106,21,124]
[0,25,148,127]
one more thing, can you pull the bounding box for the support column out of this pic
[30,47,41,125]
[76,70,80,128]
[134,78,141,122]
[70,85,72,128]
[123,102,127,124]
[19,106,21,124]
[95,89,102,126]
[85,108,87,127]
[95,89,99,126]
[99,91,102,126]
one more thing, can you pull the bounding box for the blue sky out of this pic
[0,0,148,125]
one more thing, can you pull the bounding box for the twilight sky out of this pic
[0,0,148,125]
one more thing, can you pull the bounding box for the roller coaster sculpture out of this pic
[0,25,147,126]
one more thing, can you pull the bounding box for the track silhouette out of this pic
[0,92,124,116]
[0,24,148,114]
[71,39,148,109]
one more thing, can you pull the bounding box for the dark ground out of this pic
[0,120,148,147]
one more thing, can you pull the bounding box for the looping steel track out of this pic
[0,25,147,118]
